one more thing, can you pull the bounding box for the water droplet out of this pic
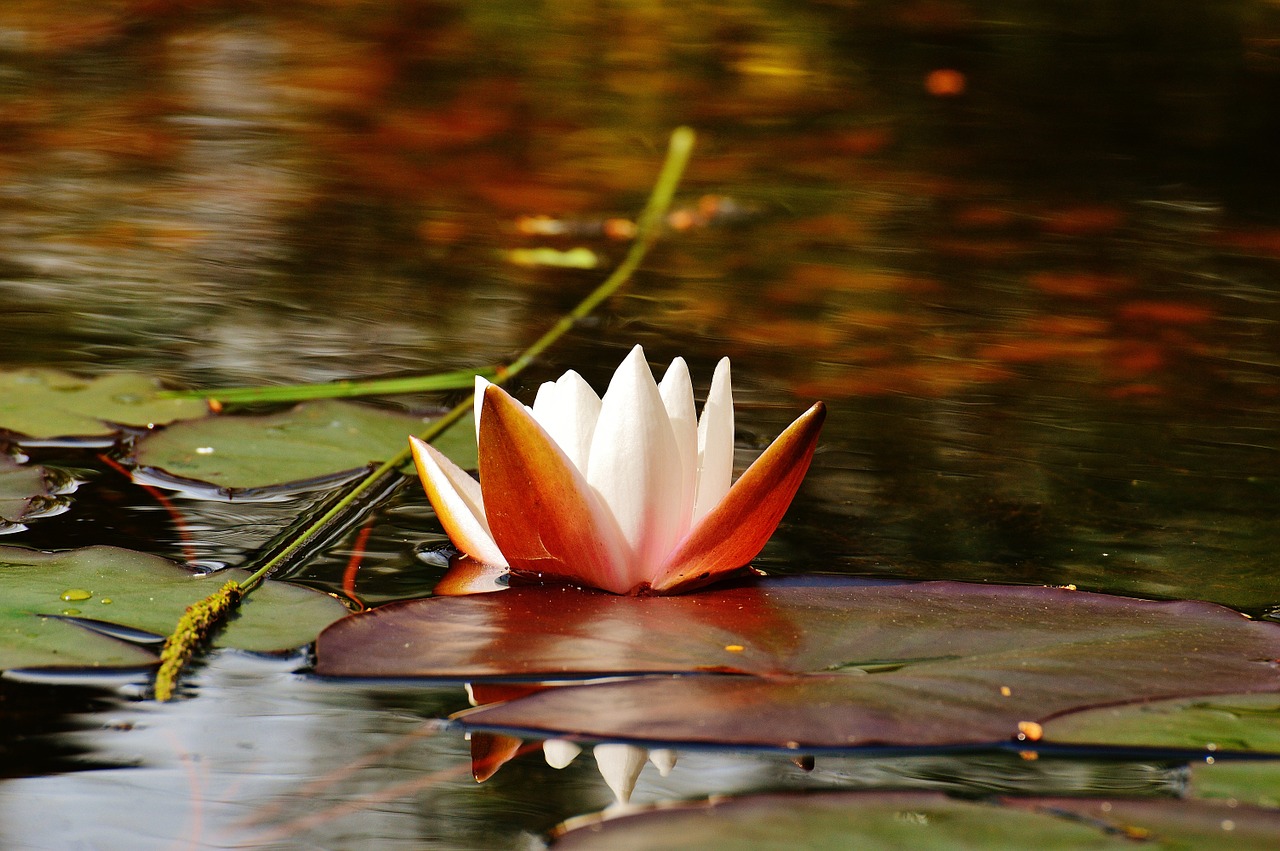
[62,608,81,616]
[60,588,92,602]
[100,597,113,605]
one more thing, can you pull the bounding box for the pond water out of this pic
[2,1,1280,848]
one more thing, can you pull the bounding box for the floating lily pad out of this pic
[132,399,476,494]
[552,790,1280,850]
[314,579,1280,749]
[1191,760,1280,807]
[0,544,349,670]
[0,455,75,532]
[1045,693,1280,754]
[0,369,207,445]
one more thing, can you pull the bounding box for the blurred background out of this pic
[2,0,1278,603]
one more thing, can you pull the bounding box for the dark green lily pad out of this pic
[0,454,75,532]
[314,580,1280,749]
[553,790,1280,850]
[1045,693,1280,754]
[0,544,349,669]
[132,399,476,493]
[0,369,207,445]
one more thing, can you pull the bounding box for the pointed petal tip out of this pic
[648,748,678,777]
[470,732,523,783]
[594,743,648,803]
[544,738,583,769]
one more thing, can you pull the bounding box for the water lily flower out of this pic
[410,345,825,596]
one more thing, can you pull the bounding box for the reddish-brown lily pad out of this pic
[313,579,1280,749]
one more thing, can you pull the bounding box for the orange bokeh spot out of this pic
[925,68,966,97]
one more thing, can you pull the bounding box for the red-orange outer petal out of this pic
[478,384,630,593]
[652,401,826,593]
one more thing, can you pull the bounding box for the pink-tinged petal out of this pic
[478,384,632,593]
[471,732,523,783]
[409,435,507,567]
[652,401,826,593]
[692,357,733,522]
[586,345,684,588]
[530,370,601,474]
[659,357,698,539]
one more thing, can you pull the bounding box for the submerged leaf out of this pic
[0,455,75,532]
[0,369,207,444]
[314,579,1280,749]
[132,399,476,493]
[0,545,348,670]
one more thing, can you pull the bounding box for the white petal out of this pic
[586,345,684,586]
[543,739,582,769]
[531,370,602,473]
[648,748,678,777]
[409,436,507,567]
[693,357,733,522]
[531,380,559,425]
[473,375,491,447]
[658,358,698,539]
[594,743,647,803]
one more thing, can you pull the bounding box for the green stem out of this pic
[237,401,469,593]
[158,367,498,405]
[153,127,696,698]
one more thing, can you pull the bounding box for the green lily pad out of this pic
[1044,693,1280,754]
[0,455,75,532]
[552,790,1280,850]
[0,369,207,445]
[131,399,476,494]
[0,544,350,670]
[1191,761,1280,807]
[315,579,1280,749]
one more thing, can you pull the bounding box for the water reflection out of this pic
[0,649,1192,850]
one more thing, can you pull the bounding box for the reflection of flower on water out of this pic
[411,344,825,595]
[468,728,676,804]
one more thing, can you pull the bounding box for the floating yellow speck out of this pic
[1000,686,1012,697]
[1017,721,1043,742]
[724,644,745,652]
[195,446,215,455]
[1019,750,1039,761]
